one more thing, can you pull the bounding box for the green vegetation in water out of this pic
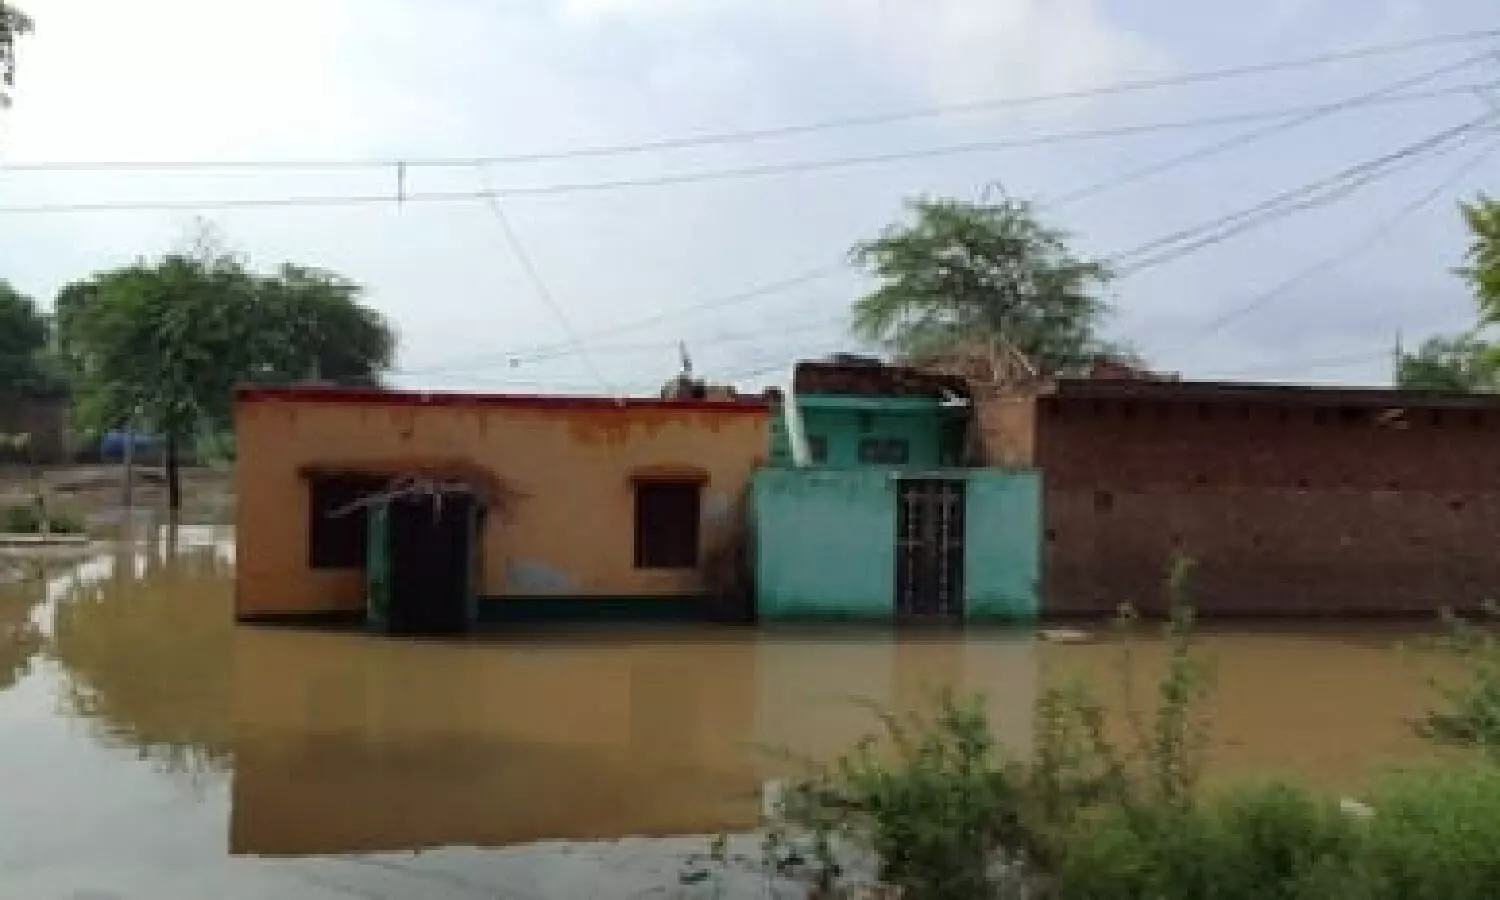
[1410,603,1500,756]
[698,556,1500,899]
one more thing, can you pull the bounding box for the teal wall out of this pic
[752,468,1040,622]
[767,396,966,468]
[752,468,897,619]
[964,472,1042,622]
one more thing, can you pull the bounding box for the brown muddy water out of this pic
[0,528,1458,898]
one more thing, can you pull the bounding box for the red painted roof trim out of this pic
[235,385,772,414]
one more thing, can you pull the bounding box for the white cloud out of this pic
[554,0,1162,107]
[828,0,1163,107]
[3,0,1494,392]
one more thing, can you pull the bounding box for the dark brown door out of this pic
[895,479,966,619]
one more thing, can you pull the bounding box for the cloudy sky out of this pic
[3,0,1498,394]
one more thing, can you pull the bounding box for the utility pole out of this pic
[1392,330,1404,387]
[120,413,135,515]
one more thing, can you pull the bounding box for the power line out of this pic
[5,82,1491,216]
[1109,114,1491,276]
[398,312,850,377]
[394,265,849,376]
[4,73,1494,215]
[473,178,614,396]
[1189,134,1500,339]
[8,26,1500,174]
[1048,52,1495,206]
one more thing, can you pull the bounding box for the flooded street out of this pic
[0,530,1454,898]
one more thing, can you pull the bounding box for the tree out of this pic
[850,197,1116,375]
[250,264,395,387]
[0,279,51,396]
[1459,195,1500,324]
[1396,334,1499,392]
[1397,196,1500,392]
[0,1,32,107]
[62,237,396,510]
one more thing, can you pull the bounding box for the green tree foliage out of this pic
[1395,334,1499,392]
[1397,196,1500,392]
[251,264,395,387]
[0,279,52,396]
[850,197,1115,374]
[61,239,395,509]
[1459,195,1500,320]
[0,1,31,106]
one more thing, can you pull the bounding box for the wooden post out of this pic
[120,420,135,513]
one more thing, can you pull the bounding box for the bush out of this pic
[780,555,1213,899]
[47,509,85,534]
[1,504,42,533]
[1053,783,1370,900]
[1358,765,1500,900]
[0,503,85,535]
[1413,606,1500,756]
[780,692,1028,899]
[770,560,1500,899]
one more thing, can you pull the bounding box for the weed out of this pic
[1412,605,1500,756]
[778,554,1215,899]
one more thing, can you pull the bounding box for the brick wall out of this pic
[1032,392,1500,618]
[973,391,1037,467]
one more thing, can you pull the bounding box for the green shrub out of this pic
[780,554,1214,899]
[782,691,1029,899]
[1358,765,1500,900]
[1053,783,1370,900]
[1,504,42,533]
[46,509,85,534]
[773,559,1500,899]
[0,503,86,535]
[1413,607,1500,756]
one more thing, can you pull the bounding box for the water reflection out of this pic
[228,628,1037,855]
[48,524,235,777]
[0,561,45,692]
[0,533,1458,896]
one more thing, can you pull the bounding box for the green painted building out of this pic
[768,394,969,468]
[752,360,1041,623]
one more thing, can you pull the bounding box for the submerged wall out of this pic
[753,469,896,619]
[235,389,769,620]
[752,467,1040,621]
[1004,383,1500,617]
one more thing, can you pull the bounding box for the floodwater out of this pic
[0,529,1458,898]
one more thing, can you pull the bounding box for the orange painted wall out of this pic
[234,395,769,618]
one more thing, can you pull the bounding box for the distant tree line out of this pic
[0,225,395,509]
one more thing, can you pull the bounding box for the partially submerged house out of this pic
[753,359,1041,622]
[234,387,771,630]
[974,378,1500,617]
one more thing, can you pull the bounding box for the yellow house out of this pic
[234,386,771,625]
